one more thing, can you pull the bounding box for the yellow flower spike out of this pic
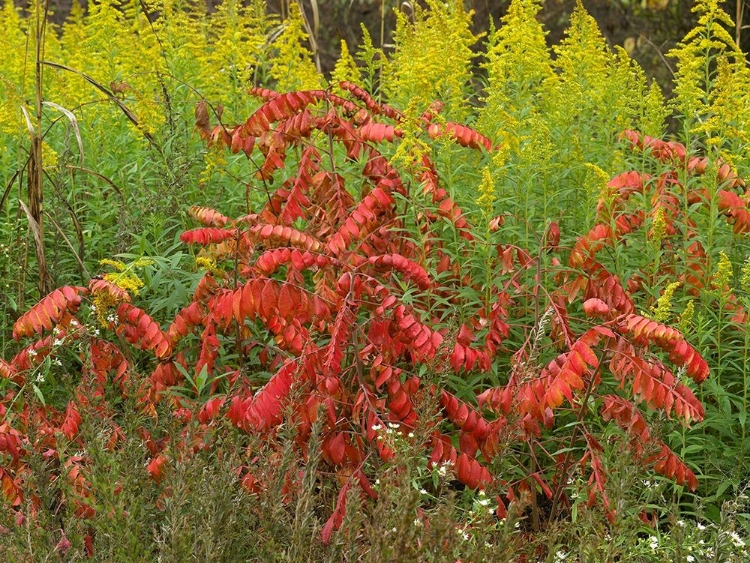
[41,141,59,168]
[740,258,750,294]
[331,39,361,90]
[678,299,695,332]
[668,0,744,134]
[476,167,496,220]
[650,281,681,323]
[583,163,612,206]
[270,3,322,92]
[651,207,667,248]
[711,251,733,294]
[479,0,553,142]
[99,259,127,272]
[387,0,479,120]
[642,81,669,138]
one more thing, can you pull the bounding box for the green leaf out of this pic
[32,384,46,407]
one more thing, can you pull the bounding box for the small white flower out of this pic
[391,527,397,533]
[488,508,494,515]
[53,339,64,347]
[94,329,100,337]
[677,520,686,528]
[35,373,45,383]
[371,424,382,431]
[554,551,568,562]
[387,422,400,429]
[413,518,422,527]
[419,488,428,495]
[729,531,745,547]
[461,531,470,541]
[437,464,447,477]
[69,319,79,327]
[477,498,491,507]
[408,432,414,438]
[54,359,62,367]
[90,304,96,312]
[686,556,695,562]
[28,349,38,358]
[374,479,380,486]
[648,536,659,550]
[514,522,520,529]
[697,523,706,531]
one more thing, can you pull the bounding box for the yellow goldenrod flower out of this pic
[650,281,681,323]
[711,251,733,294]
[331,39,361,90]
[476,167,496,219]
[387,0,479,119]
[651,207,667,247]
[740,257,750,293]
[269,3,322,92]
[678,299,695,332]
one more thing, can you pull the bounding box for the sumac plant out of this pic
[1,83,740,548]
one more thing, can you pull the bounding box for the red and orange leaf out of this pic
[13,286,87,340]
[180,227,237,245]
[188,206,230,227]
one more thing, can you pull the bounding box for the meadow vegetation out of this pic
[0,0,749,560]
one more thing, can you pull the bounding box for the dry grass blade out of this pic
[18,198,51,290]
[41,61,155,143]
[42,101,84,166]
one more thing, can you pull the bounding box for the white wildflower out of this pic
[729,531,745,547]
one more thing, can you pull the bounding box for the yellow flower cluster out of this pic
[678,299,695,333]
[269,3,322,92]
[331,40,361,91]
[711,251,733,294]
[668,0,747,155]
[387,0,479,119]
[741,257,750,294]
[476,167,496,220]
[90,257,152,326]
[651,207,668,248]
[650,281,681,323]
